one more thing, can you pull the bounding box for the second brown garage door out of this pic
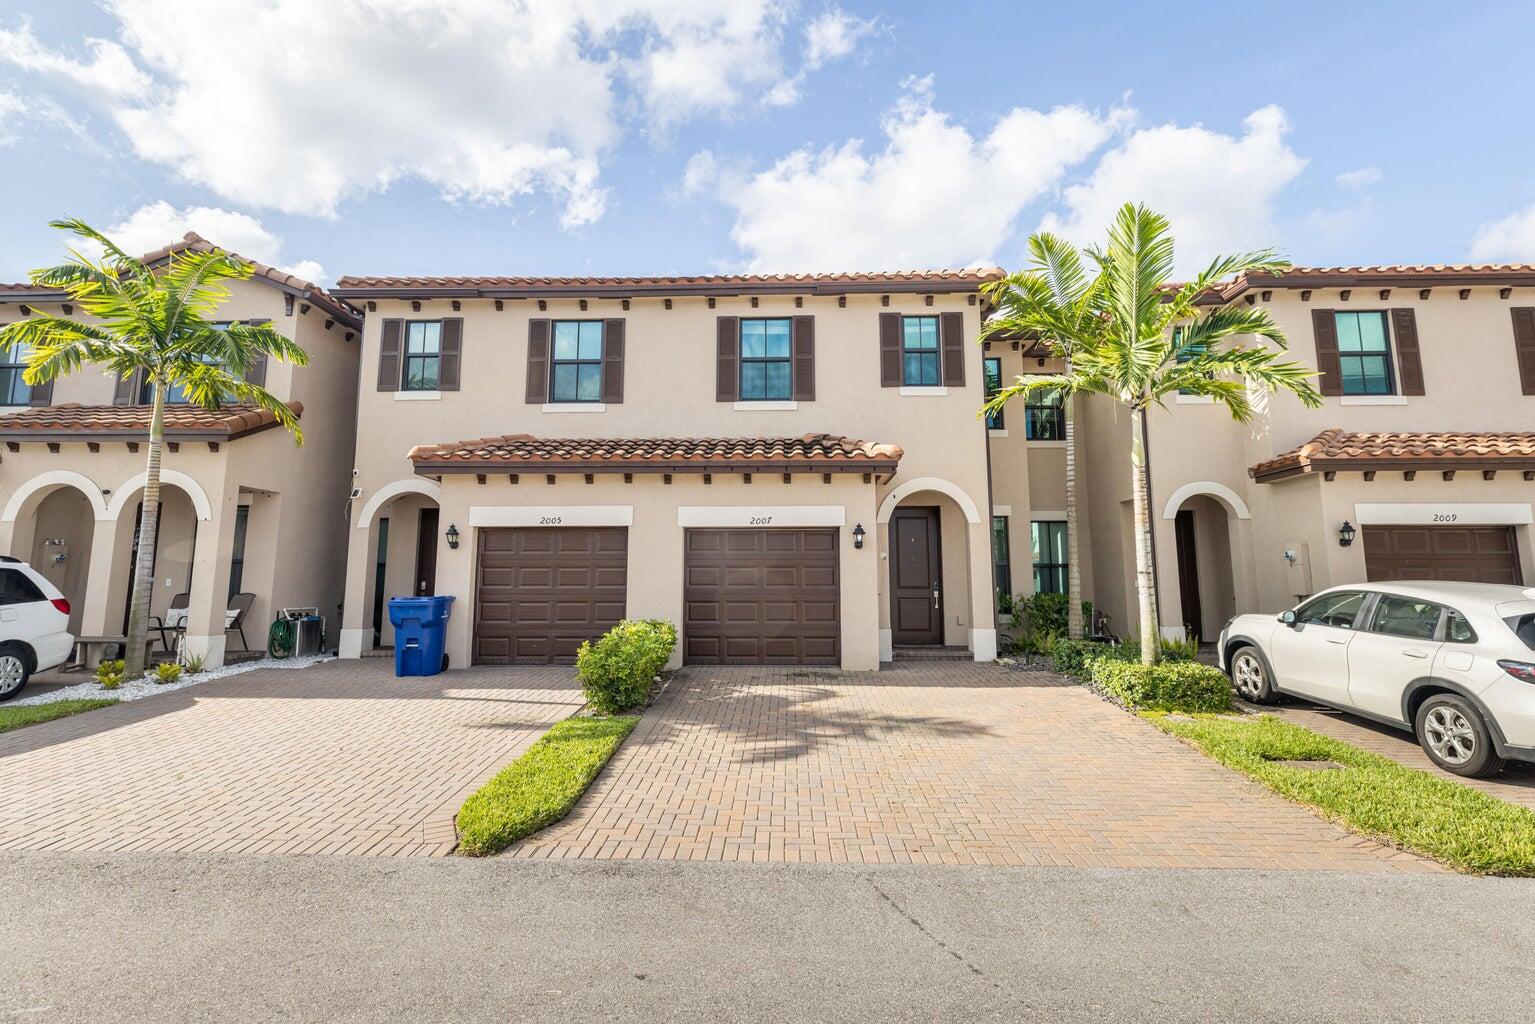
[684,529,839,665]
[1363,525,1523,584]
[474,527,627,664]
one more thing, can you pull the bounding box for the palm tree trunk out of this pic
[122,380,165,680]
[1130,403,1159,664]
[1064,385,1083,640]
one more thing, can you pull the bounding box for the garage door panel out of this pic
[474,527,628,665]
[763,567,797,587]
[684,527,840,666]
[1363,525,1522,585]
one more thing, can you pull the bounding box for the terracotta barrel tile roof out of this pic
[334,268,1002,298]
[1251,428,1535,481]
[0,401,303,441]
[1212,263,1535,302]
[409,433,903,474]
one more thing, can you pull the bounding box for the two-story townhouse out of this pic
[330,270,1005,671]
[1077,264,1535,644]
[0,233,362,667]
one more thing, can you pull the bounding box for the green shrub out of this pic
[1091,658,1233,713]
[576,619,678,714]
[154,662,183,685]
[95,659,125,690]
[1050,637,1133,677]
[181,652,206,674]
[1159,632,1200,662]
[1018,592,1068,636]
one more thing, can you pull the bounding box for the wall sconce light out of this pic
[1337,520,1356,548]
[446,523,460,550]
[852,523,866,550]
[1282,549,1298,565]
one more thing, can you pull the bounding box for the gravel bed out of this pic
[11,653,336,707]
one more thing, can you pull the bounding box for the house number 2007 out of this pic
[1432,513,1458,522]
[749,515,774,525]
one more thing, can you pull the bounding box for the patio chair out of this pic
[226,592,257,653]
[148,592,190,652]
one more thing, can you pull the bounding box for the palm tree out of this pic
[983,203,1321,664]
[0,219,309,679]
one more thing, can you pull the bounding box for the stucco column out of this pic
[875,520,893,662]
[184,481,240,668]
[76,518,121,644]
[843,486,881,671]
[338,515,375,660]
[436,483,472,672]
[966,519,997,661]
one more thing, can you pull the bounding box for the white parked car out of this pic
[0,556,74,701]
[1219,581,1535,778]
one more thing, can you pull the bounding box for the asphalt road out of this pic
[2,853,1531,1023]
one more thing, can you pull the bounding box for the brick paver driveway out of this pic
[514,663,1435,871]
[0,661,583,857]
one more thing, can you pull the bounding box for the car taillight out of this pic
[50,597,69,616]
[1496,659,1535,684]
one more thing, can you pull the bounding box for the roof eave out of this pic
[411,459,902,476]
[333,280,994,301]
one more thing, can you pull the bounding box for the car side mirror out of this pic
[1279,610,1298,627]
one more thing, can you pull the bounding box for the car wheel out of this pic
[1415,694,1506,778]
[0,643,31,702]
[1229,645,1276,704]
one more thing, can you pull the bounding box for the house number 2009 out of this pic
[749,516,773,525]
[1432,513,1458,522]
[539,516,563,525]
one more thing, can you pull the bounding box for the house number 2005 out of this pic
[539,516,563,525]
[749,515,773,525]
[1432,513,1458,522]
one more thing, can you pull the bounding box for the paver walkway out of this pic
[0,661,583,856]
[513,662,1436,871]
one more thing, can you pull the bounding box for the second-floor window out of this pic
[1024,388,1064,440]
[0,342,32,405]
[902,316,940,385]
[1335,311,1394,395]
[983,357,1004,429]
[1173,324,1208,395]
[739,318,791,400]
[550,321,604,402]
[403,321,442,391]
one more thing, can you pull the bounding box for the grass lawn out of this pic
[0,698,118,735]
[457,714,639,857]
[1151,712,1535,876]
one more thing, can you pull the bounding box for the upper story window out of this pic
[739,319,791,401]
[144,351,223,405]
[1173,324,1207,395]
[1024,388,1064,440]
[983,357,1004,429]
[1335,311,1394,395]
[550,321,604,402]
[902,316,941,386]
[0,342,32,405]
[403,320,442,391]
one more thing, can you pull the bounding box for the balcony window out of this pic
[983,357,1004,429]
[1023,389,1065,440]
[1032,520,1068,595]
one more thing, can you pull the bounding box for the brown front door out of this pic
[683,528,840,665]
[1363,526,1523,584]
[891,506,943,645]
[473,527,628,664]
[1174,509,1203,638]
[414,507,439,596]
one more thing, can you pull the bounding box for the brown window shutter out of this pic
[244,352,268,387]
[1310,309,1342,397]
[113,369,142,405]
[940,311,965,387]
[602,318,625,403]
[879,312,901,387]
[1389,308,1425,396]
[26,378,52,407]
[791,315,814,401]
[1512,308,1535,395]
[526,318,550,403]
[376,319,403,392]
[716,316,739,402]
[438,317,463,391]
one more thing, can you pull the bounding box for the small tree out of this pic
[0,219,309,678]
[983,203,1321,664]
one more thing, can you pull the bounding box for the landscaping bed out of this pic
[0,698,118,735]
[11,652,336,708]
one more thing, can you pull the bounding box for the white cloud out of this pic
[1336,165,1382,189]
[700,76,1128,272]
[0,0,871,226]
[100,201,328,285]
[1041,105,1307,275]
[0,91,22,144]
[806,9,875,69]
[1470,203,1535,263]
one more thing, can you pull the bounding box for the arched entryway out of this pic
[3,476,104,635]
[876,477,994,661]
[343,479,443,655]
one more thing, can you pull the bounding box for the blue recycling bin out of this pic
[388,595,455,677]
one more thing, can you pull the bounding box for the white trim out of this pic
[992,504,1012,517]
[541,402,606,413]
[879,628,894,663]
[733,400,798,411]
[355,478,442,528]
[970,628,997,662]
[899,386,948,397]
[988,428,1009,437]
[393,391,440,401]
[1026,439,1067,449]
[106,469,214,522]
[1,469,109,522]
[468,505,633,528]
[1353,502,1534,526]
[875,476,983,525]
[1175,394,1214,405]
[338,628,368,659]
[1339,395,1408,406]
[677,505,845,528]
[1160,480,1253,520]
[1030,511,1066,521]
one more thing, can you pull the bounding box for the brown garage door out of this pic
[1363,525,1523,584]
[684,529,839,665]
[474,527,627,664]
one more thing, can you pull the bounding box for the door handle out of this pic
[932,588,940,609]
[1402,649,1429,659]
[1325,637,1348,645]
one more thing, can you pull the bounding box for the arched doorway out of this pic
[1170,493,1238,644]
[876,477,992,659]
[22,487,98,634]
[348,481,442,653]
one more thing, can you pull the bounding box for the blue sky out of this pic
[1,1,1533,285]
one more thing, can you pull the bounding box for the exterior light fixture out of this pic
[446,523,460,550]
[1337,520,1356,548]
[852,523,866,550]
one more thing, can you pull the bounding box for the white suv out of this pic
[0,556,74,701]
[1219,581,1535,777]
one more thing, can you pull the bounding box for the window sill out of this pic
[1175,394,1214,405]
[394,391,441,401]
[542,402,606,413]
[1026,439,1067,448]
[988,428,1009,437]
[899,386,948,397]
[1339,395,1408,406]
[733,400,798,411]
